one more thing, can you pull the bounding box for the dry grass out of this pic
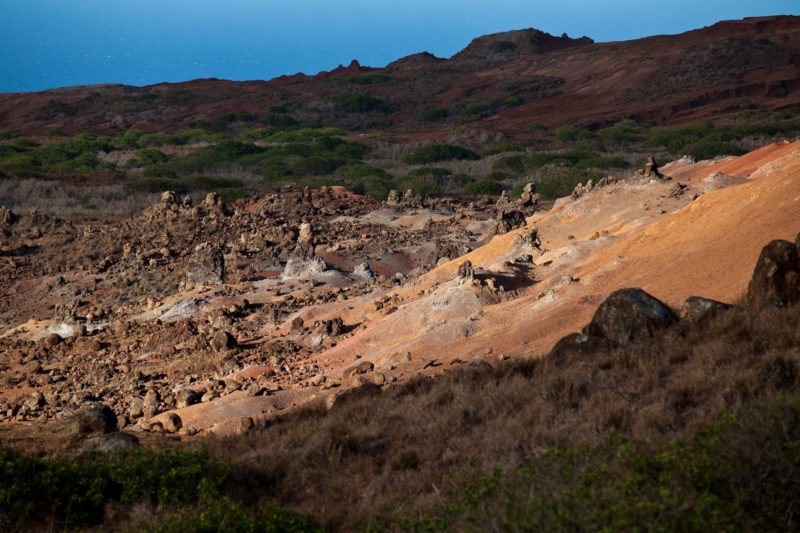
[0,178,157,218]
[195,302,800,530]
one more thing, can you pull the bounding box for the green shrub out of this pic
[489,40,517,53]
[404,144,479,164]
[293,155,347,176]
[151,500,323,533]
[537,166,602,199]
[260,159,295,181]
[330,93,389,113]
[599,120,640,143]
[409,166,452,178]
[355,174,395,199]
[487,170,515,181]
[465,180,504,196]
[484,143,525,157]
[334,141,368,159]
[0,448,229,529]
[553,125,595,142]
[501,80,525,92]
[493,154,527,174]
[419,108,449,122]
[501,96,524,108]
[0,153,39,177]
[335,163,390,180]
[192,112,259,132]
[263,114,299,128]
[131,148,169,166]
[266,128,346,143]
[684,140,747,160]
[344,74,392,85]
[464,101,495,116]
[395,176,443,197]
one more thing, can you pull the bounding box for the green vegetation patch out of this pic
[404,144,480,164]
[329,93,389,114]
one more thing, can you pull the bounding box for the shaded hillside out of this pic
[0,16,799,138]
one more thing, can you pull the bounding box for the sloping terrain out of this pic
[1,139,798,441]
[0,16,799,137]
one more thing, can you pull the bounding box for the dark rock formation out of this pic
[585,288,679,345]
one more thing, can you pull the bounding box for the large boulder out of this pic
[746,238,800,310]
[70,404,118,436]
[585,288,679,345]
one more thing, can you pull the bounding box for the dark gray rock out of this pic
[683,296,732,322]
[71,404,117,435]
[549,333,614,360]
[497,210,526,234]
[747,239,800,310]
[585,288,679,345]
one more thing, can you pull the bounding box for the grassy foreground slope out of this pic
[3,277,799,531]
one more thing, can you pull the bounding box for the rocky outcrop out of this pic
[633,156,670,182]
[457,260,474,282]
[497,210,526,234]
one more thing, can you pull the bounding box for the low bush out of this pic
[0,448,228,529]
[553,125,595,142]
[465,180,504,196]
[404,144,480,164]
[537,165,602,199]
[489,40,517,53]
[599,120,641,143]
[464,100,495,116]
[483,143,525,157]
[128,148,169,167]
[419,108,449,122]
[343,74,392,85]
[329,93,389,114]
[409,166,452,178]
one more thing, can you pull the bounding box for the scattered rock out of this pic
[343,360,374,378]
[129,397,144,419]
[518,182,538,209]
[496,210,526,234]
[175,389,199,409]
[210,416,254,437]
[682,296,732,322]
[163,413,183,433]
[211,331,237,352]
[298,222,313,244]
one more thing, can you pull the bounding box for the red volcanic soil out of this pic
[1,16,799,137]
